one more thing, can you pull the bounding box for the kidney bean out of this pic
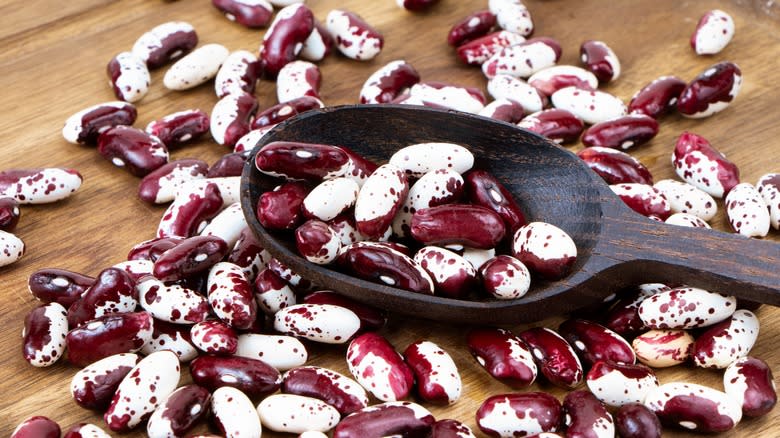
[580,40,620,82]
[113,259,154,281]
[268,257,315,291]
[0,167,83,205]
[326,9,383,60]
[0,197,19,231]
[448,10,496,47]
[582,114,659,150]
[228,227,270,281]
[393,169,464,238]
[456,30,525,65]
[347,332,415,401]
[429,419,476,438]
[518,109,582,145]
[483,37,561,79]
[464,169,527,233]
[528,65,598,97]
[551,86,626,125]
[563,390,615,438]
[199,202,246,247]
[235,333,307,370]
[691,9,735,55]
[645,382,742,433]
[132,21,197,69]
[632,328,693,368]
[207,262,257,329]
[70,352,139,410]
[301,18,334,62]
[477,392,562,437]
[486,74,545,114]
[163,43,229,90]
[414,246,478,298]
[66,311,152,367]
[277,60,321,102]
[303,179,359,223]
[558,318,635,368]
[212,0,273,28]
[190,319,238,354]
[303,290,386,331]
[478,98,525,123]
[146,110,210,149]
[146,384,210,437]
[10,416,60,438]
[127,236,183,262]
[724,356,777,417]
[179,176,240,207]
[213,51,260,99]
[726,183,770,237]
[638,286,736,329]
[259,3,315,77]
[62,101,137,145]
[757,173,780,229]
[22,302,68,367]
[359,60,420,104]
[678,61,742,118]
[654,178,717,221]
[107,51,150,102]
[97,126,169,176]
[352,164,408,238]
[104,350,181,432]
[138,159,208,204]
[205,152,246,179]
[399,81,487,114]
[338,241,435,294]
[253,267,296,314]
[398,0,440,10]
[256,141,353,181]
[489,0,534,36]
[256,182,308,232]
[137,277,210,324]
[404,340,462,404]
[0,231,22,267]
[586,360,659,407]
[334,401,435,438]
[478,255,529,299]
[666,212,711,228]
[512,221,576,280]
[190,354,281,397]
[411,204,505,249]
[275,303,361,344]
[628,75,686,118]
[140,318,199,361]
[258,394,340,433]
[295,220,341,264]
[62,423,112,437]
[517,326,582,388]
[67,267,136,327]
[27,268,94,307]
[577,146,653,185]
[390,143,474,179]
[211,386,262,438]
[252,97,324,130]
[152,235,228,281]
[467,327,537,387]
[602,284,667,337]
[610,183,672,220]
[693,309,759,369]
[210,92,258,147]
[157,180,224,238]
[613,403,662,438]
[282,365,368,415]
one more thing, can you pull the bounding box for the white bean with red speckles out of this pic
[211,386,262,438]
[235,333,308,370]
[215,50,259,98]
[191,320,238,354]
[164,44,229,90]
[389,143,474,178]
[653,179,717,221]
[233,126,274,153]
[691,10,735,55]
[512,221,577,280]
[207,262,257,329]
[480,255,531,300]
[487,74,545,114]
[482,38,561,79]
[638,287,736,330]
[665,212,711,228]
[108,52,150,102]
[693,309,759,369]
[0,168,83,204]
[644,382,742,433]
[404,340,462,404]
[137,277,210,324]
[392,169,464,238]
[326,10,383,61]
[403,82,486,114]
[302,178,360,222]
[104,350,181,432]
[176,176,241,209]
[725,183,770,237]
[22,302,68,367]
[277,60,321,102]
[757,173,780,230]
[488,0,534,36]
[586,361,659,406]
[200,202,246,247]
[274,303,361,344]
[0,230,24,267]
[258,394,340,433]
[551,86,627,125]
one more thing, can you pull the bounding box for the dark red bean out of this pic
[577,146,653,185]
[127,236,184,262]
[63,102,137,145]
[467,327,537,388]
[581,114,659,150]
[518,108,584,144]
[282,366,369,415]
[67,267,137,328]
[212,0,273,28]
[411,204,505,249]
[563,390,615,438]
[628,76,686,119]
[518,327,583,388]
[190,354,281,398]
[97,126,169,177]
[145,109,210,148]
[725,356,778,417]
[257,181,310,230]
[333,402,435,438]
[153,235,229,282]
[337,242,434,294]
[558,318,635,369]
[447,10,496,47]
[10,416,60,438]
[259,3,315,78]
[28,268,94,307]
[0,197,20,231]
[147,384,211,436]
[66,311,153,367]
[677,61,742,118]
[476,392,562,437]
[615,403,662,438]
[134,21,198,69]
[464,170,527,233]
[71,353,140,410]
[580,40,620,83]
[255,141,351,181]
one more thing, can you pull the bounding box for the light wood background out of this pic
[1,0,778,436]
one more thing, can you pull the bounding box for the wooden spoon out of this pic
[240,104,780,324]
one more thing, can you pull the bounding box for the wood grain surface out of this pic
[1,0,778,436]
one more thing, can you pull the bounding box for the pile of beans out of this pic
[10,0,780,437]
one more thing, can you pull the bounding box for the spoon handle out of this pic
[598,213,780,305]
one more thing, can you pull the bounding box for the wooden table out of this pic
[1,0,778,436]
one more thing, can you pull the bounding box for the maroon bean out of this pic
[190,354,281,398]
[212,0,273,28]
[337,242,434,294]
[580,40,620,83]
[295,219,341,265]
[70,353,140,410]
[672,131,740,198]
[282,366,369,415]
[628,75,686,118]
[138,159,209,204]
[398,0,439,11]
[414,246,478,299]
[153,235,229,282]
[724,356,778,417]
[447,10,496,47]
[615,403,662,438]
[577,146,653,185]
[97,126,169,177]
[127,237,184,262]
[259,3,315,77]
[517,108,584,144]
[132,21,198,69]
[326,9,384,61]
[464,170,527,233]
[147,384,211,436]
[145,109,210,148]
[404,340,461,405]
[255,141,351,181]
[428,419,476,438]
[251,96,324,129]
[359,60,421,104]
[157,181,224,238]
[10,416,60,438]
[303,290,386,332]
[602,287,655,338]
[476,392,563,437]
[558,319,635,368]
[66,311,153,367]
[411,204,505,249]
[211,92,258,147]
[28,268,94,307]
[347,332,415,401]
[62,101,137,145]
[257,181,310,230]
[677,61,742,118]
[0,197,20,231]
[228,227,269,281]
[467,327,537,388]
[645,382,742,433]
[67,267,137,327]
[517,327,583,388]
[581,114,659,150]
[333,402,435,438]
[456,30,525,65]
[478,98,525,123]
[207,152,248,178]
[563,390,615,438]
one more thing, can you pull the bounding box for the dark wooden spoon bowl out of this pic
[240,104,780,324]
